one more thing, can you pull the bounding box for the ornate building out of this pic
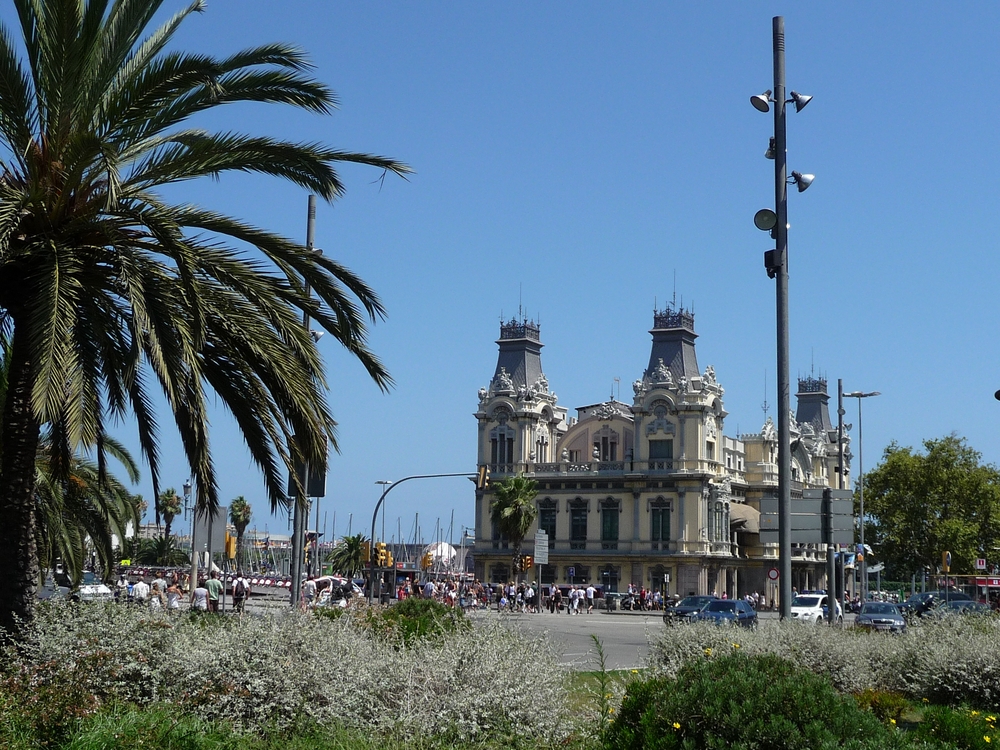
[472,307,851,599]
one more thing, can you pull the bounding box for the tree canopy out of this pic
[0,0,409,634]
[862,435,1000,580]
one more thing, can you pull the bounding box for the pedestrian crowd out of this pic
[114,568,252,614]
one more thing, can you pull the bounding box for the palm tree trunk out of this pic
[236,530,244,570]
[0,327,42,636]
[164,518,173,541]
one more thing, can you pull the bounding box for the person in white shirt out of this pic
[586,584,596,614]
[131,577,150,604]
[191,583,209,611]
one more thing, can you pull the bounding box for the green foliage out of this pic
[135,535,191,566]
[605,653,906,750]
[325,534,369,578]
[157,488,184,539]
[854,689,910,724]
[910,706,1000,750]
[365,597,469,646]
[0,0,408,634]
[490,475,538,574]
[863,435,1000,579]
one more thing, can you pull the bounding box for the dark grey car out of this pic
[855,602,906,633]
[664,595,718,624]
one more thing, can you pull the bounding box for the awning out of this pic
[729,503,760,534]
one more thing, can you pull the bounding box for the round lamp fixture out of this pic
[750,89,772,113]
[753,208,778,231]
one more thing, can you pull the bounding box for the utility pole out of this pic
[290,195,317,607]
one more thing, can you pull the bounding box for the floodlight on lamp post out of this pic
[843,390,880,604]
[750,16,814,620]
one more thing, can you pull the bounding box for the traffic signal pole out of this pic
[367,473,475,604]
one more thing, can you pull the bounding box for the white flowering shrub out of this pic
[648,617,1000,707]
[4,601,572,743]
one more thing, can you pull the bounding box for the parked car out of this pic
[664,595,718,624]
[693,599,758,628]
[789,593,842,624]
[926,599,993,618]
[900,590,973,618]
[855,602,906,633]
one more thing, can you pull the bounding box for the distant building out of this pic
[472,308,850,598]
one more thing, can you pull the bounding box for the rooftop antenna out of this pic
[811,348,815,376]
[762,371,770,418]
[614,376,620,402]
[672,270,677,308]
[519,283,523,321]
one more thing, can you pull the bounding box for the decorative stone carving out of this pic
[632,379,645,396]
[677,376,688,395]
[706,414,717,440]
[594,402,622,420]
[651,358,672,385]
[478,387,489,402]
[646,403,676,436]
[533,373,549,394]
[703,365,717,385]
[492,367,514,394]
[761,416,777,441]
[561,449,569,461]
[493,405,512,424]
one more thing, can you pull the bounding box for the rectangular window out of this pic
[506,437,514,464]
[540,508,557,546]
[601,509,618,541]
[706,441,715,461]
[570,508,587,549]
[601,508,619,549]
[491,439,498,465]
[649,440,674,459]
[651,507,670,542]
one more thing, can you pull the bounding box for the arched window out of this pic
[593,426,619,462]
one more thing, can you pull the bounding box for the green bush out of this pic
[368,597,468,646]
[605,653,911,750]
[854,689,910,724]
[910,706,1000,750]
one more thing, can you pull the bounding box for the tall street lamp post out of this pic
[750,16,814,619]
[844,390,880,603]
[368,473,475,604]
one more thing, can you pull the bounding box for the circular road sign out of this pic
[767,567,779,581]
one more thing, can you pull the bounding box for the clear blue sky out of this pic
[7,3,1000,544]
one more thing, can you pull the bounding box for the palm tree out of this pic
[34,434,141,585]
[326,534,368,579]
[157,488,183,541]
[490,475,539,580]
[135,535,190,567]
[0,0,409,634]
[229,497,253,571]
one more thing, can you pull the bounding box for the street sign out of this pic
[568,566,576,578]
[534,530,549,566]
[977,558,987,570]
[767,567,779,581]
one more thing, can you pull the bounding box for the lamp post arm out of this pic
[367,472,476,603]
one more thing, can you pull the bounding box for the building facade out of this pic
[472,307,851,599]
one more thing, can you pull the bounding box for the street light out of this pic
[751,16,814,620]
[368,473,476,604]
[844,390,881,603]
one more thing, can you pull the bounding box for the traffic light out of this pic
[421,552,432,570]
[225,533,236,560]
[361,540,371,566]
[521,555,533,570]
[385,550,394,568]
[942,550,951,573]
[374,542,387,567]
[477,464,490,490]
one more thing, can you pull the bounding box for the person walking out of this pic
[166,580,182,612]
[131,576,150,606]
[232,571,250,614]
[205,571,223,613]
[586,583,596,614]
[191,580,209,612]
